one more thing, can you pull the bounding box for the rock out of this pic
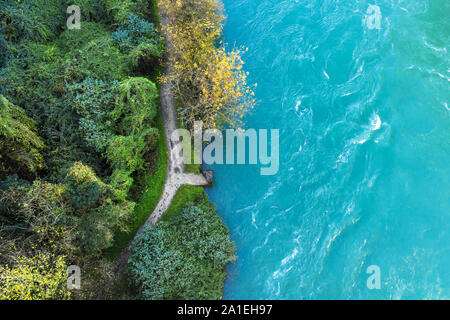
[202,170,214,186]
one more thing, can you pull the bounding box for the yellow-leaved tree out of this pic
[0,251,70,300]
[159,0,257,130]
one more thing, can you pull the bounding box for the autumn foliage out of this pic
[159,0,256,130]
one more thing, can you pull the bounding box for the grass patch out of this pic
[177,119,202,174]
[184,141,202,174]
[185,162,201,174]
[160,185,204,222]
[106,113,168,258]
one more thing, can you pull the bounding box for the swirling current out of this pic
[205,0,449,299]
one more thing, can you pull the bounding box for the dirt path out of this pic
[138,4,209,231]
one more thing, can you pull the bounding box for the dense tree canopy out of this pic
[0,0,162,299]
[0,0,237,300]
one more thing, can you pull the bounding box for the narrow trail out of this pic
[99,4,210,297]
[138,5,211,227]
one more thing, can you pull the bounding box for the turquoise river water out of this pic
[205,0,449,299]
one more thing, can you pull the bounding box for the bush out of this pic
[69,78,119,152]
[0,43,81,168]
[76,199,133,255]
[0,180,76,255]
[113,77,159,135]
[61,162,134,254]
[106,0,149,25]
[145,127,160,151]
[57,22,109,53]
[106,134,149,198]
[63,162,111,211]
[129,42,163,75]
[107,135,147,173]
[0,29,8,69]
[0,0,66,44]
[68,0,108,23]
[112,14,159,53]
[0,42,66,110]
[0,162,134,257]
[64,37,126,82]
[128,202,235,300]
[0,95,45,177]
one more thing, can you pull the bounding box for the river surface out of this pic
[205,0,449,299]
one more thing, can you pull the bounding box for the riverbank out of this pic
[104,0,242,300]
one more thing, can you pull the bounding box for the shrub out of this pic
[0,29,8,68]
[76,199,133,255]
[145,127,160,151]
[64,37,126,82]
[0,162,134,257]
[128,202,235,300]
[112,14,159,53]
[0,95,44,153]
[107,135,147,173]
[112,77,159,135]
[68,0,108,23]
[69,78,119,152]
[62,161,134,255]
[0,44,81,170]
[57,22,109,53]
[106,0,149,25]
[129,42,163,75]
[0,95,45,177]
[0,42,67,111]
[0,174,29,192]
[63,162,111,211]
[0,180,76,255]
[0,0,66,44]
[106,134,149,198]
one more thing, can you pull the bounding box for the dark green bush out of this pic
[63,162,112,211]
[112,14,159,53]
[0,180,77,256]
[0,95,45,178]
[68,0,109,23]
[0,161,134,257]
[68,78,119,152]
[129,42,163,75]
[106,0,149,25]
[113,77,159,135]
[0,29,8,69]
[64,37,126,82]
[0,0,66,44]
[145,127,160,151]
[57,22,109,53]
[128,201,236,300]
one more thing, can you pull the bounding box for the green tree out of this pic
[0,95,44,177]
